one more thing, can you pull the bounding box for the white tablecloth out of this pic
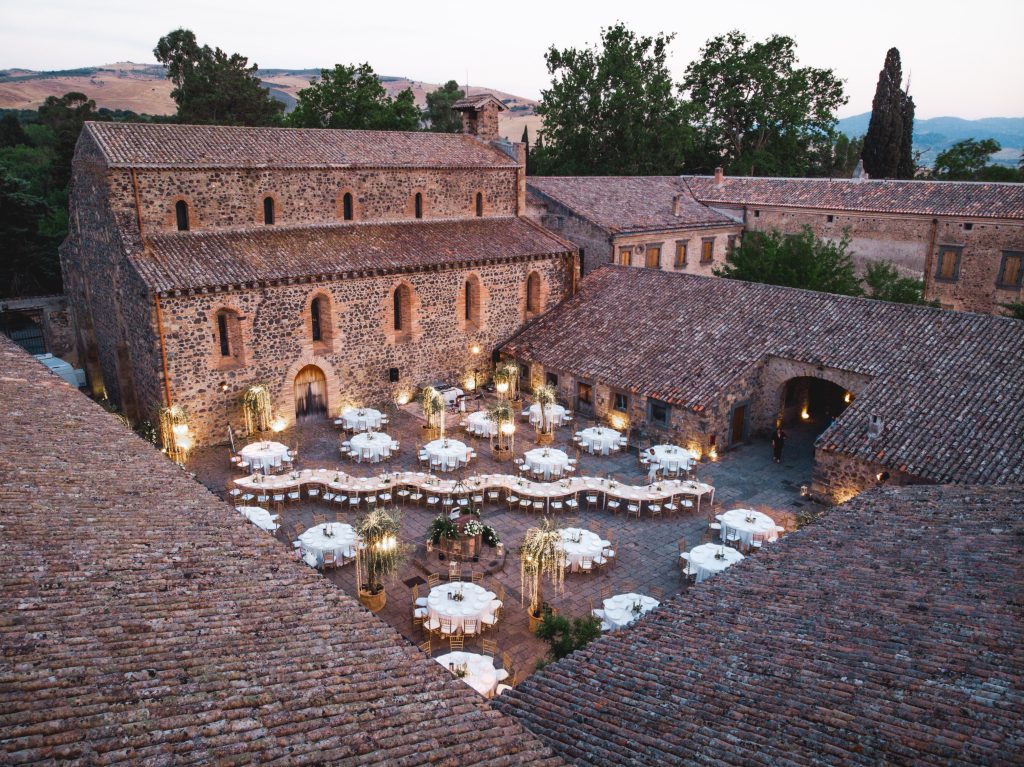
[424,439,470,471]
[559,527,609,572]
[341,407,382,432]
[349,431,394,462]
[426,582,495,632]
[236,506,279,531]
[686,543,744,583]
[646,445,693,474]
[718,509,779,548]
[466,410,496,437]
[602,592,659,629]
[579,427,621,455]
[298,523,358,565]
[524,448,570,480]
[435,651,498,697]
[240,441,290,471]
[529,402,568,428]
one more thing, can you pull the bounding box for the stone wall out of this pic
[528,200,613,277]
[611,226,742,276]
[161,256,569,444]
[0,294,76,362]
[811,448,924,504]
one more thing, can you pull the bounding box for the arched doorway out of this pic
[294,365,327,419]
[780,376,852,432]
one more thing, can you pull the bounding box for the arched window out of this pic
[461,274,482,329]
[311,297,323,341]
[393,284,410,332]
[465,281,473,321]
[526,271,541,315]
[217,312,230,356]
[263,196,275,225]
[475,192,483,217]
[175,200,190,231]
[414,193,423,219]
[342,192,354,221]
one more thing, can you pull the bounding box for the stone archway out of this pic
[779,376,852,431]
[279,354,342,429]
[294,365,328,419]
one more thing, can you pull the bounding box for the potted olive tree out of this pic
[520,519,567,633]
[494,361,521,407]
[487,399,516,460]
[533,383,557,446]
[419,386,444,441]
[355,507,406,612]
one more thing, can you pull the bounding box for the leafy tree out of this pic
[289,63,420,131]
[0,113,29,147]
[38,92,102,190]
[154,28,284,126]
[0,168,59,297]
[933,138,1001,180]
[681,30,846,176]
[534,611,602,667]
[714,226,862,296]
[424,80,464,132]
[533,23,692,175]
[975,164,1021,182]
[999,301,1024,320]
[809,133,864,177]
[863,260,928,304]
[862,48,915,179]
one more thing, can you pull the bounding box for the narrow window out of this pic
[613,392,628,412]
[727,235,738,254]
[343,192,353,221]
[826,214,835,223]
[311,297,322,342]
[414,193,423,219]
[674,241,688,268]
[393,288,403,331]
[645,246,661,269]
[175,200,190,231]
[754,210,760,218]
[263,196,275,225]
[465,281,472,321]
[701,239,714,264]
[217,312,230,356]
[617,248,632,266]
[998,252,1023,288]
[936,247,962,282]
[545,371,559,388]
[648,398,670,426]
[475,192,483,217]
[526,272,541,314]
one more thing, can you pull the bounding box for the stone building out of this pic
[685,171,1024,315]
[60,109,576,444]
[502,265,1024,502]
[527,176,743,278]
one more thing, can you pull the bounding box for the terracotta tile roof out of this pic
[528,176,738,233]
[83,121,517,169]
[0,335,561,766]
[131,218,573,292]
[497,483,1024,766]
[453,93,507,111]
[503,266,1024,485]
[684,174,1024,220]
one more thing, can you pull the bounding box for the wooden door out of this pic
[294,365,327,418]
[730,404,746,445]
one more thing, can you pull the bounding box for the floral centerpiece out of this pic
[463,519,484,537]
[481,524,500,548]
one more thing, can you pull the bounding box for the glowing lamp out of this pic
[271,417,287,433]
[843,392,852,404]
[175,435,193,451]
[800,408,810,420]
[689,448,701,461]
[496,381,509,394]
[470,344,481,355]
[500,422,515,435]
[396,391,411,405]
[464,378,476,391]
[609,414,627,431]
[172,423,189,437]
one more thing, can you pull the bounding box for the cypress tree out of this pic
[897,93,916,179]
[862,48,904,178]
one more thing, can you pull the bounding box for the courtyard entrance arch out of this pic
[780,376,851,432]
[294,365,328,419]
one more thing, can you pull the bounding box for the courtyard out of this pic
[190,395,822,681]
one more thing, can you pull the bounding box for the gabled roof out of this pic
[497,483,1024,766]
[0,335,561,766]
[83,121,518,169]
[528,176,738,234]
[452,93,507,112]
[684,174,1024,220]
[132,217,573,293]
[503,266,1024,485]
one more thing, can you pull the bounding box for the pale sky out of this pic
[1,0,1021,119]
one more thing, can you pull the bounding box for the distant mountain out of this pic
[838,112,1024,167]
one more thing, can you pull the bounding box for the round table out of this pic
[235,506,279,531]
[529,402,568,428]
[424,438,471,471]
[646,445,693,474]
[425,582,495,632]
[718,509,779,548]
[579,427,621,455]
[434,651,499,697]
[341,407,382,432]
[559,527,609,572]
[524,448,570,480]
[240,441,290,472]
[466,410,496,437]
[349,431,394,463]
[686,543,744,583]
[602,592,659,630]
[298,522,358,565]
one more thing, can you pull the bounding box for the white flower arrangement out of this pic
[463,519,484,537]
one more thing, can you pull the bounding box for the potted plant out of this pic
[533,383,557,446]
[519,518,567,633]
[419,386,445,440]
[481,524,500,548]
[241,383,274,435]
[487,399,515,460]
[494,361,521,406]
[355,507,406,613]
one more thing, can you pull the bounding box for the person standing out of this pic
[771,427,786,463]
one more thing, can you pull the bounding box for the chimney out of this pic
[714,167,724,186]
[452,93,507,143]
[672,194,684,216]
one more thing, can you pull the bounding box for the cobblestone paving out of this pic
[191,398,822,681]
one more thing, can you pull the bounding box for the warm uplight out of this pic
[377,535,397,552]
[176,435,193,452]
[470,344,481,355]
[172,423,189,437]
[609,414,627,431]
[800,408,810,420]
[464,378,476,391]
[689,447,702,461]
[708,447,719,461]
[844,392,852,404]
[271,417,287,433]
[500,422,516,435]
[496,381,509,394]
[395,391,412,405]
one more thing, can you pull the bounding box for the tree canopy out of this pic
[862,48,916,179]
[288,63,420,131]
[932,138,1003,180]
[862,260,928,305]
[532,23,692,175]
[681,30,846,176]
[154,28,284,126]
[424,80,465,132]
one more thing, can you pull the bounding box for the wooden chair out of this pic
[312,513,327,526]
[419,638,432,656]
[471,572,484,585]
[462,618,479,636]
[448,634,465,652]
[580,555,595,573]
[481,638,497,658]
[439,616,458,637]
[427,573,440,589]
[600,584,612,600]
[448,562,462,582]
[322,550,338,569]
[621,581,636,594]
